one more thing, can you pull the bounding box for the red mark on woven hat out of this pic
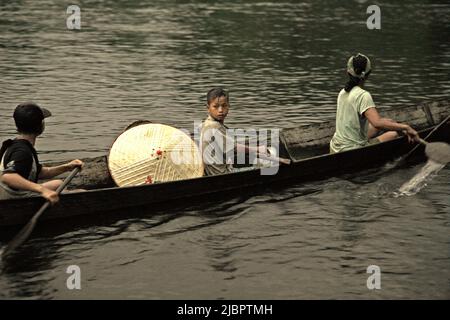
[145,175,153,184]
[156,150,162,156]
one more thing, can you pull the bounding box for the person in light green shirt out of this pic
[330,53,419,154]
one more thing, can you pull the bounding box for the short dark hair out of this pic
[13,102,49,134]
[206,88,229,105]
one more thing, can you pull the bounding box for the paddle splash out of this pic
[395,159,446,196]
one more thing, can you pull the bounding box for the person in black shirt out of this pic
[0,102,84,204]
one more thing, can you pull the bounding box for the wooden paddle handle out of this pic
[56,166,81,194]
[402,115,450,163]
[416,138,428,146]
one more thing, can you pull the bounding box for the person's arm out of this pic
[213,126,268,156]
[0,173,58,204]
[39,159,84,179]
[364,108,419,142]
[236,143,268,155]
[364,107,407,131]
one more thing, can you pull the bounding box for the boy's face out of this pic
[207,96,229,123]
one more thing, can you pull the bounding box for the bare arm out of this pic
[364,107,408,131]
[38,159,84,179]
[364,108,419,142]
[39,164,70,179]
[236,143,267,155]
[1,173,43,193]
[1,173,58,204]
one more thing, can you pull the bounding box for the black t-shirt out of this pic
[0,139,42,182]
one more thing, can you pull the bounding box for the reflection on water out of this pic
[0,164,448,299]
[0,0,449,299]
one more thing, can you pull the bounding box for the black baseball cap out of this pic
[13,102,52,134]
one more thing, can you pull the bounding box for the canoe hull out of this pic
[45,100,450,190]
[0,122,448,227]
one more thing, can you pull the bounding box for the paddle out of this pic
[398,115,450,166]
[1,167,81,260]
[416,138,450,165]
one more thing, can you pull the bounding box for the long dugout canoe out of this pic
[49,99,449,190]
[0,118,449,227]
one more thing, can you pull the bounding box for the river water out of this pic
[0,0,449,299]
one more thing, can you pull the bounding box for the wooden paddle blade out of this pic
[1,167,81,261]
[425,142,450,164]
[395,115,450,168]
[2,220,35,259]
[1,202,49,260]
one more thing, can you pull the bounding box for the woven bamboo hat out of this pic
[108,123,204,187]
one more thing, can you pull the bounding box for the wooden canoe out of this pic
[0,100,448,227]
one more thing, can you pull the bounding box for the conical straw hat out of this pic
[108,123,204,187]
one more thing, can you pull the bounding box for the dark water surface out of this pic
[0,0,449,299]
